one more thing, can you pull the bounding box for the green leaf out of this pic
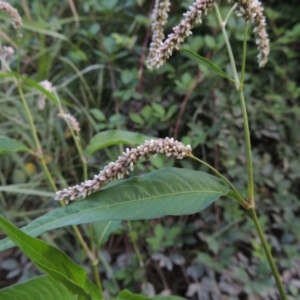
[0,275,77,300]
[151,103,165,118]
[0,168,230,251]
[86,130,152,155]
[89,109,106,121]
[180,48,232,81]
[0,215,99,299]
[129,113,144,125]
[33,262,90,297]
[0,136,30,155]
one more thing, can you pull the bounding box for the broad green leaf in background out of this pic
[0,216,100,299]
[0,136,30,155]
[180,48,232,81]
[0,275,77,300]
[86,130,153,155]
[0,168,231,251]
[115,290,188,300]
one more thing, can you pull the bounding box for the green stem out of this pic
[56,93,88,180]
[127,220,144,267]
[17,81,103,298]
[223,2,238,26]
[238,89,254,204]
[240,22,249,86]
[189,154,248,207]
[72,225,102,297]
[214,4,240,90]
[214,5,254,204]
[239,22,254,204]
[214,6,286,298]
[92,263,103,297]
[249,208,287,300]
[17,82,57,191]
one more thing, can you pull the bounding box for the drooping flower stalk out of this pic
[236,0,270,67]
[55,137,192,204]
[147,0,216,68]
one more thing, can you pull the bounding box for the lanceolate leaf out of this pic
[180,48,232,81]
[86,130,152,155]
[0,168,231,251]
[0,216,100,299]
[0,275,77,300]
[0,136,30,155]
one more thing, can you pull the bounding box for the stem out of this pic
[238,89,254,204]
[214,6,286,298]
[127,221,144,267]
[239,23,254,204]
[73,223,102,296]
[17,83,57,191]
[92,259,103,296]
[223,3,238,26]
[214,5,254,204]
[240,22,249,86]
[249,208,287,300]
[189,154,248,208]
[214,4,240,90]
[56,98,101,294]
[56,94,88,180]
[17,81,103,298]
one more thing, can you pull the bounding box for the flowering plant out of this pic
[0,0,289,299]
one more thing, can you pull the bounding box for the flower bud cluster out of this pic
[236,0,269,67]
[57,113,81,132]
[0,1,22,30]
[147,0,216,69]
[0,46,14,72]
[55,137,192,204]
[38,80,55,110]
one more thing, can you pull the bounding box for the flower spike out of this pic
[55,137,192,204]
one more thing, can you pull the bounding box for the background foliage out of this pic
[0,0,300,298]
